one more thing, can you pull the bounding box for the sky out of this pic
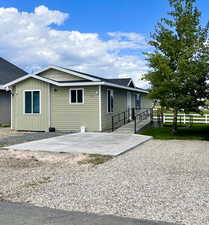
[0,0,208,88]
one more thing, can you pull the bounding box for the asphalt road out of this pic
[0,202,178,225]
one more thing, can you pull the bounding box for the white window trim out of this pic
[107,89,114,113]
[69,88,85,104]
[23,90,41,115]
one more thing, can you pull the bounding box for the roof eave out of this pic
[0,85,5,90]
[102,82,148,94]
[4,74,148,94]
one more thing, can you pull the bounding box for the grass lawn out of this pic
[139,124,209,140]
[78,154,113,166]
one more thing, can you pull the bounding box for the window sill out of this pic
[24,113,41,115]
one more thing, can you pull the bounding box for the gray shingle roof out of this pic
[107,78,132,86]
[0,57,27,84]
[57,66,135,86]
[48,65,147,92]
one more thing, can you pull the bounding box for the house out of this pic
[4,66,152,132]
[0,57,27,125]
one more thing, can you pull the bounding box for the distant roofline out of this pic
[0,57,27,85]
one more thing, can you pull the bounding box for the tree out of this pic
[144,0,209,133]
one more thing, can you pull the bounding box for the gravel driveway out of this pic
[1,140,209,225]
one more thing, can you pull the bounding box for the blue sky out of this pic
[0,0,208,87]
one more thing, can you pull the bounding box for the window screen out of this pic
[33,91,40,113]
[70,89,84,104]
[71,90,77,103]
[77,89,83,103]
[24,91,40,114]
[25,91,32,113]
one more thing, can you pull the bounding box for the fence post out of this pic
[134,115,136,134]
[184,113,186,124]
[206,115,208,124]
[150,108,153,123]
[128,108,130,122]
[112,116,114,132]
[124,112,126,125]
[132,108,135,120]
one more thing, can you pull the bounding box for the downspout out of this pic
[99,85,102,131]
[10,87,13,129]
[48,84,51,130]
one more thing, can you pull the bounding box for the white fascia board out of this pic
[128,79,136,88]
[3,74,31,88]
[59,82,148,93]
[3,74,61,88]
[3,74,148,94]
[31,74,60,86]
[0,85,5,90]
[102,82,148,94]
[34,65,101,82]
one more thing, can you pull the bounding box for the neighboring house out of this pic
[4,66,152,132]
[0,57,27,125]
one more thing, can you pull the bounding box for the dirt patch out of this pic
[0,128,29,139]
[0,150,87,169]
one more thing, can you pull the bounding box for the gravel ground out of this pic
[1,140,209,225]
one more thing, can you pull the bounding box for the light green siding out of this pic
[12,78,49,131]
[101,86,128,131]
[131,92,136,108]
[11,75,152,132]
[38,69,87,81]
[50,85,100,131]
[12,78,100,132]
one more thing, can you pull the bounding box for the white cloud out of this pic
[0,6,149,88]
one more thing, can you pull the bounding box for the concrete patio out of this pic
[4,132,152,156]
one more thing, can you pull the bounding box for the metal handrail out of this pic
[112,108,133,131]
[134,108,153,133]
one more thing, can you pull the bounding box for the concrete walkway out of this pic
[4,133,152,156]
[0,202,177,225]
[114,119,151,134]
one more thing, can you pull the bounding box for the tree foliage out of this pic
[144,0,209,132]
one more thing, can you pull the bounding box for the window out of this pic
[135,94,141,109]
[70,89,84,104]
[107,89,114,113]
[24,91,40,114]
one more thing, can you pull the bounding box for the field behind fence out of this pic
[153,113,209,124]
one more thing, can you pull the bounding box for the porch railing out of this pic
[112,108,135,132]
[134,108,153,133]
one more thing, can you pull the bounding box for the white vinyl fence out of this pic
[153,113,209,124]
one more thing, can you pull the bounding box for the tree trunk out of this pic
[172,110,178,134]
